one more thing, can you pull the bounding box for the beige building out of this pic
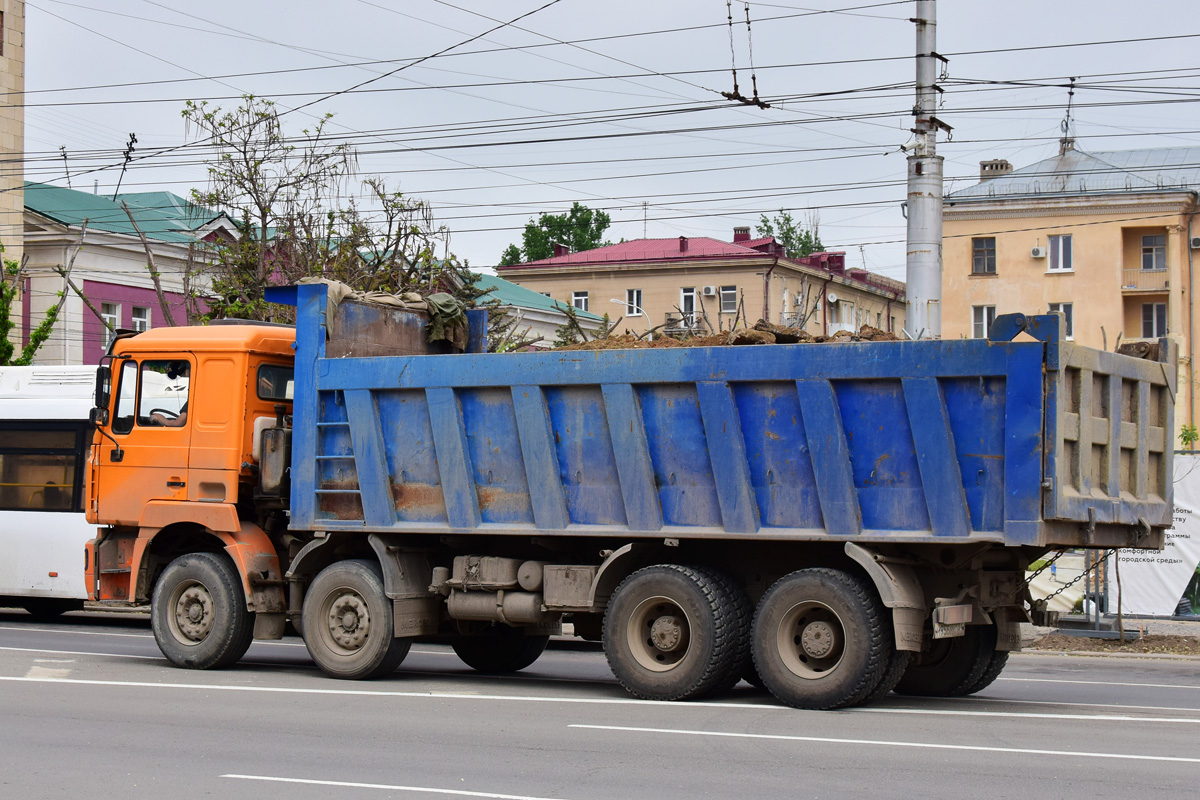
[943,144,1200,435]
[0,1,23,273]
[496,228,905,338]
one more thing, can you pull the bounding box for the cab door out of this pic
[94,356,193,526]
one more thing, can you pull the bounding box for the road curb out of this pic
[1016,648,1200,662]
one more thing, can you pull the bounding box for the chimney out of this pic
[552,242,569,257]
[979,159,1013,181]
[679,236,689,252]
[733,226,751,243]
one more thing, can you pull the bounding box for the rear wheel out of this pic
[303,560,411,680]
[603,564,745,701]
[751,568,888,710]
[962,649,1009,695]
[151,552,254,670]
[894,624,997,697]
[452,625,550,673]
[21,598,84,619]
[863,646,912,703]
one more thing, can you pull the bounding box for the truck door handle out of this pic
[167,480,186,488]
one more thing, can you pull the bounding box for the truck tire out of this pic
[302,559,411,680]
[151,552,255,670]
[863,647,912,703]
[962,649,1009,695]
[894,624,997,697]
[603,564,746,701]
[452,625,550,673]
[21,598,84,619]
[751,568,889,710]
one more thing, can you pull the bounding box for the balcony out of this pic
[663,312,710,336]
[826,321,856,336]
[1122,268,1168,293]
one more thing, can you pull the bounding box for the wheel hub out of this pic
[327,594,370,651]
[174,586,214,642]
[649,616,684,652]
[800,620,838,659]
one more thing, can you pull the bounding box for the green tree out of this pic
[499,202,611,265]
[184,95,479,320]
[755,210,823,259]
[0,242,66,366]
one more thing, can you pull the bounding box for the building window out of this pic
[100,302,120,349]
[1048,302,1073,339]
[1048,234,1072,271]
[571,291,589,312]
[719,285,737,314]
[1142,235,1166,271]
[971,237,996,274]
[680,287,697,325]
[131,306,150,333]
[972,305,996,339]
[625,289,643,317]
[1142,303,1167,338]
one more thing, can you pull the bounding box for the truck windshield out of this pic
[257,364,293,401]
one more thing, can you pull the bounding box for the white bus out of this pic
[0,366,97,617]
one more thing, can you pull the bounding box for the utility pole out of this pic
[905,0,949,339]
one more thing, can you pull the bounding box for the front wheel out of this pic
[751,568,889,709]
[151,552,255,670]
[302,560,411,680]
[452,625,550,673]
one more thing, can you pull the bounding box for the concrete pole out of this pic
[905,0,943,339]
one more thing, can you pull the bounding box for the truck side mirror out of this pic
[89,406,109,426]
[94,364,111,413]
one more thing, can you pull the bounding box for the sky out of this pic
[20,0,1200,280]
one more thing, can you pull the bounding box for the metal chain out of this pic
[998,550,1067,605]
[1038,550,1113,605]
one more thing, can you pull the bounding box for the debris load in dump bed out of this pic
[556,320,900,351]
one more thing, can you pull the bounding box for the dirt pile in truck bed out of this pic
[557,321,901,351]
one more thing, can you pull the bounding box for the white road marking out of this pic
[0,624,153,639]
[0,645,159,660]
[2,675,1197,725]
[24,665,71,679]
[948,695,1200,714]
[222,774,571,799]
[32,658,76,664]
[570,724,1200,764]
[999,677,1200,691]
[853,707,1200,724]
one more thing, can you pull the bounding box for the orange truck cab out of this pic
[85,323,296,645]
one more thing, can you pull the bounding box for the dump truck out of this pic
[83,282,1175,709]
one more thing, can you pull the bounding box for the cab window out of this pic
[112,360,138,435]
[257,364,294,401]
[137,360,190,428]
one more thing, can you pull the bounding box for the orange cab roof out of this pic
[115,324,296,356]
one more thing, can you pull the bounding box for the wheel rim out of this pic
[626,595,692,672]
[168,580,215,645]
[320,586,372,655]
[776,600,846,680]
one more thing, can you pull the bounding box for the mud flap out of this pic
[845,542,927,652]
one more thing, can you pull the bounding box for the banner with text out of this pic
[1110,455,1200,616]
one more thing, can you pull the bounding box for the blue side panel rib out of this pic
[426,387,481,530]
[511,386,570,530]
[696,382,760,533]
[903,377,971,537]
[796,380,861,536]
[289,283,327,529]
[601,383,664,532]
[344,389,396,527]
[1003,347,1045,544]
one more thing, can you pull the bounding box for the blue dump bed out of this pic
[276,283,1174,550]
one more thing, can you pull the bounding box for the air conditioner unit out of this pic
[1031,246,1047,259]
[702,285,717,296]
[1191,236,1200,249]
[827,292,838,304]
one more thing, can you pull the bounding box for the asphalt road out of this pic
[1,609,1198,800]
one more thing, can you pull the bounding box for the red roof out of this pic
[498,237,774,269]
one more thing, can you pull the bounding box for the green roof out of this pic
[474,273,602,321]
[23,182,222,243]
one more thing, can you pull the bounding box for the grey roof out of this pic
[947,146,1200,202]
